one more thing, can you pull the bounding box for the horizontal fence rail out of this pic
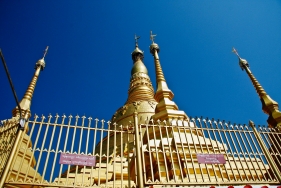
[2,114,281,187]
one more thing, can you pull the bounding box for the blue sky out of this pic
[1,1,281,126]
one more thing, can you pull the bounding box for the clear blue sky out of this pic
[1,1,281,126]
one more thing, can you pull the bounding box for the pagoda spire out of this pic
[111,36,157,127]
[125,35,156,104]
[149,31,188,121]
[12,46,48,119]
[233,48,281,128]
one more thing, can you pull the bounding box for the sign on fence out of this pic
[196,154,226,164]
[59,153,96,166]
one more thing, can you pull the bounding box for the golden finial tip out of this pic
[149,31,159,54]
[132,35,143,61]
[150,30,157,43]
[134,34,140,48]
[42,46,49,59]
[35,46,48,70]
[232,48,250,71]
[232,47,240,58]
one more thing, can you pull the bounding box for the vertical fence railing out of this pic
[0,117,21,186]
[3,114,281,187]
[141,117,281,186]
[4,114,134,188]
[254,123,281,182]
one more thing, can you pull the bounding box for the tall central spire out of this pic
[149,31,188,121]
[126,35,155,104]
[233,48,281,128]
[111,35,157,126]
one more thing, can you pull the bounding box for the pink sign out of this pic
[196,154,226,164]
[59,153,96,166]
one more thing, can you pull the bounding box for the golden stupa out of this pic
[1,34,281,188]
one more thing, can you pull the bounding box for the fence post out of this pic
[133,112,144,188]
[249,120,281,182]
[0,127,23,187]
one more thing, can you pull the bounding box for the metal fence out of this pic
[4,114,134,188]
[141,118,281,186]
[1,114,281,187]
[0,117,20,181]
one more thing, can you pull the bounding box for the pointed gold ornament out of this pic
[234,48,281,128]
[12,46,48,120]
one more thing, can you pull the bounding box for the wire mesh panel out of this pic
[141,117,281,186]
[5,114,134,188]
[0,117,19,180]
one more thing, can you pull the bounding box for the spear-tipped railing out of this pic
[1,114,281,187]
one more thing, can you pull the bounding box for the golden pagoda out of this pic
[1,36,281,188]
[0,47,48,187]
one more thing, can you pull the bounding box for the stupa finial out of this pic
[131,34,143,62]
[232,47,240,58]
[150,30,156,43]
[232,47,250,71]
[42,46,49,59]
[134,34,140,48]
